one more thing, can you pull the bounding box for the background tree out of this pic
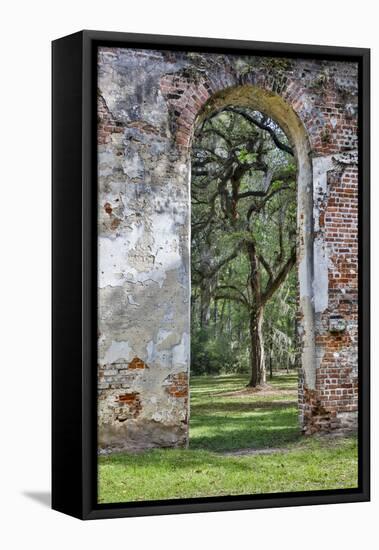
[191,108,297,387]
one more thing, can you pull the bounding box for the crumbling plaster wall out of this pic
[97,47,359,451]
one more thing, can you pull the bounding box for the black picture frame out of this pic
[52,30,370,520]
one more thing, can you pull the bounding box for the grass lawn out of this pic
[98,373,358,503]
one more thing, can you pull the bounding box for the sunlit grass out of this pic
[98,373,358,503]
[190,372,299,451]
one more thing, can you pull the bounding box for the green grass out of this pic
[190,373,300,451]
[98,373,358,503]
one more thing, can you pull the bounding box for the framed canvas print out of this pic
[52,30,370,519]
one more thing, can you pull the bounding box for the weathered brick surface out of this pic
[164,372,189,398]
[97,47,358,451]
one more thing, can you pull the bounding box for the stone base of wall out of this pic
[335,411,358,432]
[98,367,189,453]
[300,386,358,435]
[98,419,188,453]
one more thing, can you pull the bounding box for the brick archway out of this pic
[161,75,317,430]
[97,49,359,451]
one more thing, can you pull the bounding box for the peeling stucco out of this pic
[97,48,359,451]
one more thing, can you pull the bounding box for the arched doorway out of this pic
[186,84,316,429]
[97,48,359,453]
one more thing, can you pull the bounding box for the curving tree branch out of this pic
[223,106,294,156]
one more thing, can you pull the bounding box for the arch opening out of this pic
[95,47,360,495]
[188,85,316,432]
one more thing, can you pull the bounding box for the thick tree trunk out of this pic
[247,306,266,387]
[246,240,266,387]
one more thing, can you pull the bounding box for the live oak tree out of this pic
[191,107,297,387]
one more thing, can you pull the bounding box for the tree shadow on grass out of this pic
[189,408,302,452]
[191,400,297,414]
[190,377,299,400]
[188,374,301,452]
[190,429,301,452]
[99,447,256,474]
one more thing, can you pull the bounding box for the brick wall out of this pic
[97,47,359,451]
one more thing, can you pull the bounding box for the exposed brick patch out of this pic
[317,166,358,425]
[302,388,337,434]
[116,392,142,420]
[97,92,124,145]
[164,372,188,398]
[128,357,148,369]
[104,202,113,215]
[128,120,161,136]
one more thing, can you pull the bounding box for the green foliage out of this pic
[191,107,297,378]
[191,328,237,375]
[236,148,257,164]
[259,57,294,73]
